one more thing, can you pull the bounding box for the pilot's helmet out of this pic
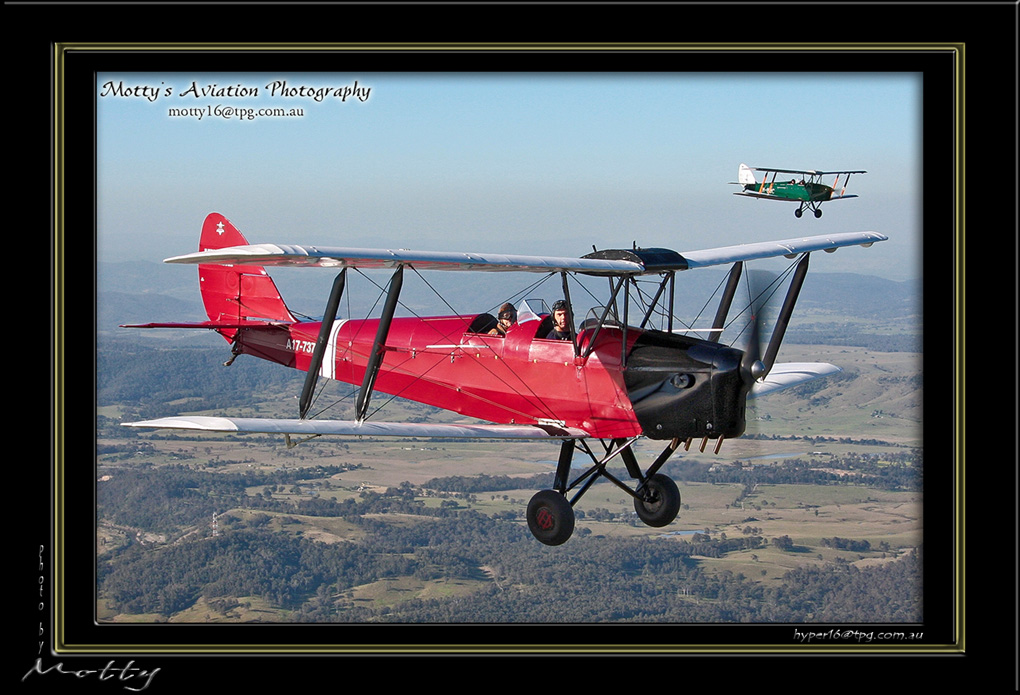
[551,299,569,313]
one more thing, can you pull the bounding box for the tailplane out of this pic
[197,213,296,335]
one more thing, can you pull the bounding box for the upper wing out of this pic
[123,416,588,439]
[678,231,887,269]
[810,169,867,176]
[162,231,886,276]
[751,167,867,176]
[165,244,643,275]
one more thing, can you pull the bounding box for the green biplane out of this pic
[733,163,866,218]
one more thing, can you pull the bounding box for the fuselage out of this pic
[743,180,833,201]
[230,311,751,442]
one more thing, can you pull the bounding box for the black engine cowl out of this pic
[624,330,751,441]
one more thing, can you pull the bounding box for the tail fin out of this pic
[738,163,757,185]
[198,213,296,334]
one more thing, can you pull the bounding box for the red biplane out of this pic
[123,213,887,545]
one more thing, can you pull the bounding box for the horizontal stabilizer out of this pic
[123,416,589,439]
[120,320,291,330]
[748,362,841,398]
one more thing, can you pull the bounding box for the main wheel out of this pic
[794,208,803,218]
[527,490,575,546]
[633,474,681,528]
[814,208,823,218]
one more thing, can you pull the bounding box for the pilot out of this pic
[545,300,573,340]
[488,303,517,336]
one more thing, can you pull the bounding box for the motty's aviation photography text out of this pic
[100,79,372,103]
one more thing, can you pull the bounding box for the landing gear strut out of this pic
[796,203,823,218]
[526,438,684,545]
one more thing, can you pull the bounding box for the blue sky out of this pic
[97,72,921,281]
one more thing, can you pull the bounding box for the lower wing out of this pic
[123,363,836,438]
[732,191,792,201]
[123,417,588,439]
[748,362,841,398]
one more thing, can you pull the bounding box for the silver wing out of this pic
[123,417,587,439]
[748,167,867,176]
[678,232,886,268]
[165,244,643,275]
[747,363,842,398]
[162,231,887,276]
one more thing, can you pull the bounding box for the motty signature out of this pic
[23,658,160,692]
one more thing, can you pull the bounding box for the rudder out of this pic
[738,163,757,186]
[197,213,296,332]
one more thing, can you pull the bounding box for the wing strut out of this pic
[709,261,743,343]
[668,271,675,333]
[761,254,810,375]
[560,271,580,357]
[622,277,631,367]
[638,271,675,330]
[355,266,404,422]
[299,268,347,419]
[582,276,627,361]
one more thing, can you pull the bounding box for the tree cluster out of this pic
[98,469,922,624]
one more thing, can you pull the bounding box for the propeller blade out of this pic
[739,268,777,384]
[740,314,766,383]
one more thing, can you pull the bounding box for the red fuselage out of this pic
[235,314,646,439]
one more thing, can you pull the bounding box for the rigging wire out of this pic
[726,259,799,347]
[360,272,568,423]
[305,266,565,424]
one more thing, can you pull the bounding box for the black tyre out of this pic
[814,208,823,218]
[633,474,681,528]
[527,490,575,546]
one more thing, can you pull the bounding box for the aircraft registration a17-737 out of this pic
[733,163,866,218]
[122,212,887,545]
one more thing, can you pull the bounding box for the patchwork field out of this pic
[97,338,925,620]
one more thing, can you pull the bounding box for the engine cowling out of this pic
[624,330,751,441]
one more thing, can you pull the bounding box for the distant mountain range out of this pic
[97,260,921,337]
